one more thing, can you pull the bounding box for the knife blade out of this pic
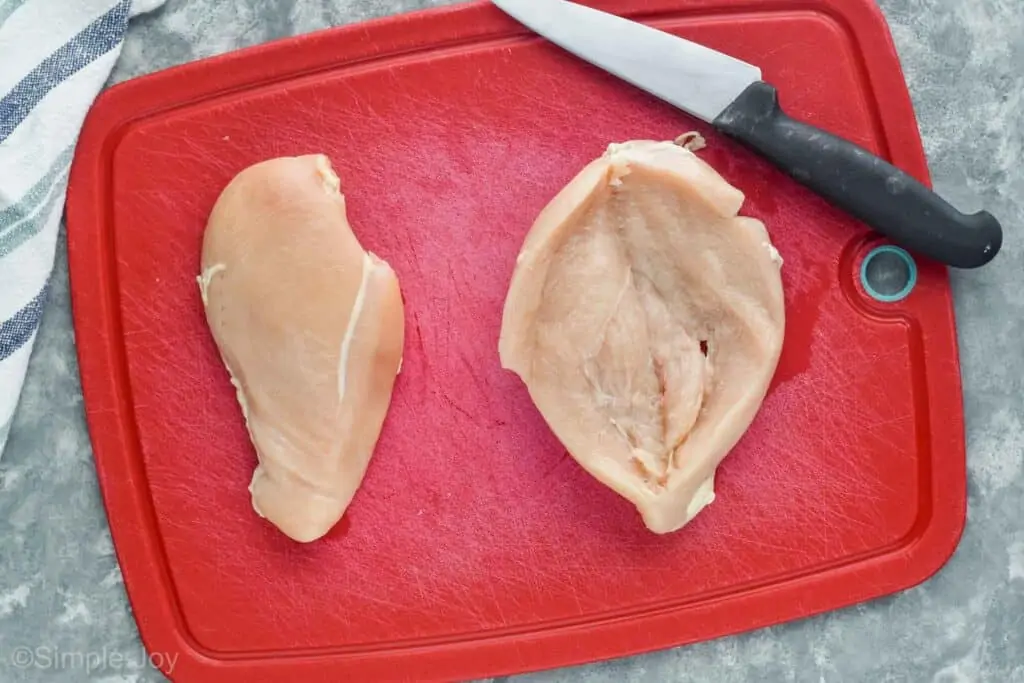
[491,0,1002,269]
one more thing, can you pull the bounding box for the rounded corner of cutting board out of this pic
[63,0,967,680]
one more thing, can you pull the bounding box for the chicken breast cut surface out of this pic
[499,139,785,534]
[198,154,404,543]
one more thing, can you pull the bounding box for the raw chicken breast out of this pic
[198,154,404,543]
[499,139,785,534]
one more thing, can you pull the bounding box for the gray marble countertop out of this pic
[1,0,1021,681]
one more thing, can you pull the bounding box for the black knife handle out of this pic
[712,81,1002,269]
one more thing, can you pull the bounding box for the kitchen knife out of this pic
[491,0,1003,269]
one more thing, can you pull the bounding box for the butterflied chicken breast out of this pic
[198,154,404,543]
[499,139,785,534]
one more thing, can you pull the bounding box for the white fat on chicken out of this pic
[499,139,785,534]
[198,154,404,543]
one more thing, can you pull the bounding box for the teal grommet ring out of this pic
[860,245,917,303]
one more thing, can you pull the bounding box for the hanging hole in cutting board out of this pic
[860,245,917,303]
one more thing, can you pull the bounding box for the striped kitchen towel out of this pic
[0,0,165,459]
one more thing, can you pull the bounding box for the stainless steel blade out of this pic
[492,0,762,123]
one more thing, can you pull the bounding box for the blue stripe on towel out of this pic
[0,144,75,232]
[0,0,130,142]
[0,170,70,259]
[0,280,50,362]
[0,0,30,27]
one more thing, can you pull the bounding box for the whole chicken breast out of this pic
[499,139,785,534]
[198,154,404,543]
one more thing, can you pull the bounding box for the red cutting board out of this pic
[65,0,966,681]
